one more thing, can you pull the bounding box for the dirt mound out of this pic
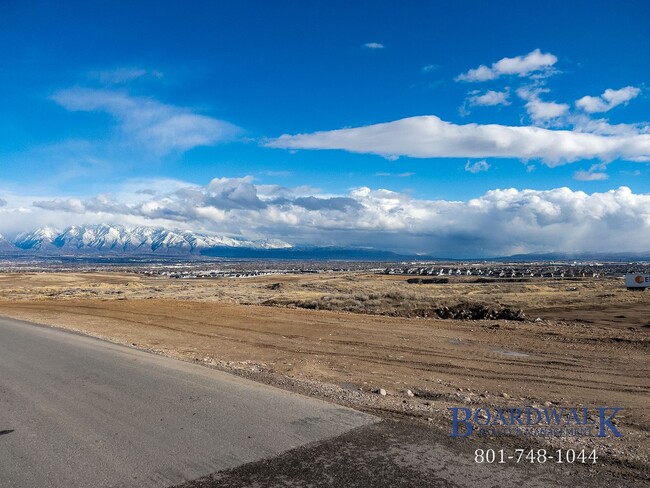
[433,303,526,321]
[406,278,449,284]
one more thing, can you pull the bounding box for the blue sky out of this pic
[1,1,649,255]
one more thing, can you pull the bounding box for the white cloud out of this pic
[456,49,557,82]
[422,64,439,73]
[576,86,641,113]
[525,99,569,123]
[0,197,6,207]
[570,115,650,136]
[573,163,609,181]
[573,170,608,181]
[7,179,650,256]
[517,87,569,124]
[51,88,239,155]
[465,160,490,173]
[467,89,510,107]
[265,115,650,165]
[363,42,384,49]
[90,67,163,84]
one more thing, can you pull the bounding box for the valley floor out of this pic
[0,271,648,484]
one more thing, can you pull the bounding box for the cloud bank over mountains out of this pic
[2,178,649,256]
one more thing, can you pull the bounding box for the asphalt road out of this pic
[175,420,643,488]
[0,316,376,488]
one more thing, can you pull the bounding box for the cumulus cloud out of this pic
[570,115,650,136]
[456,49,557,82]
[51,88,239,154]
[517,87,569,124]
[465,160,490,173]
[467,89,510,107]
[33,194,134,215]
[15,178,650,256]
[0,197,6,207]
[576,86,641,113]
[573,170,609,181]
[526,99,569,122]
[573,163,609,181]
[265,115,650,165]
[363,42,384,49]
[33,198,87,213]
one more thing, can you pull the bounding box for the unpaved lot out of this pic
[0,271,648,482]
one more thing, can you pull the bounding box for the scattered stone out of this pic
[544,401,553,407]
[501,392,510,399]
[375,388,387,396]
[463,396,472,403]
[535,317,543,323]
[406,389,415,397]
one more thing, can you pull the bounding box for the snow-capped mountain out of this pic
[13,227,59,250]
[4,224,292,255]
[0,233,15,252]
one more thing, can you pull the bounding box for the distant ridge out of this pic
[201,246,439,261]
[202,249,650,262]
[3,224,291,255]
[0,224,440,260]
[1,225,649,262]
[494,251,650,262]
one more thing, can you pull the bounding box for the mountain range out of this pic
[1,224,649,262]
[0,224,291,255]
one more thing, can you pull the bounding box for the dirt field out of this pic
[0,271,648,479]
